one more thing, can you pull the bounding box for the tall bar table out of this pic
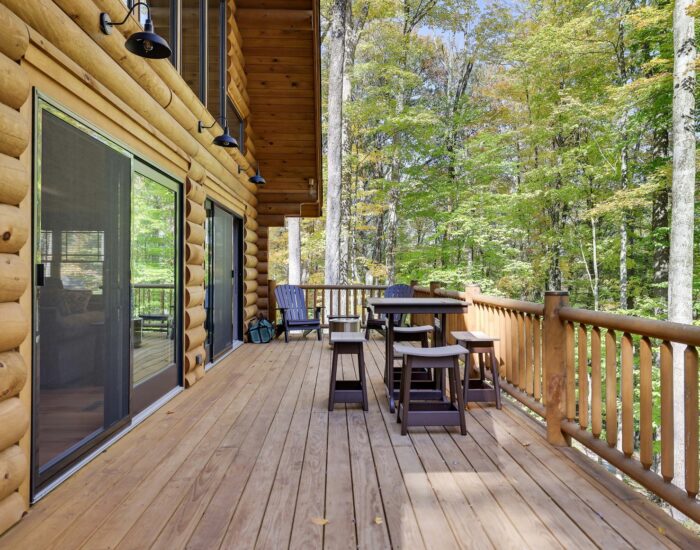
[367,297,469,412]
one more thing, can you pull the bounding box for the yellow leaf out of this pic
[311,517,329,526]
[374,516,384,525]
[658,527,666,536]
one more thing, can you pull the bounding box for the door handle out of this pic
[36,264,45,287]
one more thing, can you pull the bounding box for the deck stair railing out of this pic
[267,278,700,521]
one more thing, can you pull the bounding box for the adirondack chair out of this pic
[275,284,323,343]
[365,284,414,339]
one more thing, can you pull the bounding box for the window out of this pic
[207,0,224,121]
[182,0,206,101]
[226,97,245,154]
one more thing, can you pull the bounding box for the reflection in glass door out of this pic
[131,164,181,413]
[33,101,131,493]
[205,202,243,362]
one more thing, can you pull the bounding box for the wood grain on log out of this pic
[0,254,27,302]
[0,52,30,110]
[0,398,28,451]
[0,445,26,501]
[0,205,28,255]
[0,304,27,352]
[0,154,28,206]
[0,352,26,402]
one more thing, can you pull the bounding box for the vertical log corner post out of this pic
[543,291,571,446]
[253,221,268,327]
[0,3,32,534]
[184,175,208,387]
[245,211,260,334]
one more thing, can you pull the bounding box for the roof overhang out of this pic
[235,0,322,227]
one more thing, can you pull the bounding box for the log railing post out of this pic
[268,279,277,325]
[543,290,571,446]
[464,284,481,331]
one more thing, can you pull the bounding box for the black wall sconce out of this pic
[100,2,172,59]
[239,164,266,186]
[198,117,239,149]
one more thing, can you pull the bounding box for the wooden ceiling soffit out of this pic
[236,0,322,223]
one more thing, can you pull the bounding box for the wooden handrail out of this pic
[298,284,388,291]
[472,294,544,316]
[559,306,700,347]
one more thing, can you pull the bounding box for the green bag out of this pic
[247,318,274,343]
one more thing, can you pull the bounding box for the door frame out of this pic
[130,160,183,414]
[31,94,134,495]
[205,198,244,365]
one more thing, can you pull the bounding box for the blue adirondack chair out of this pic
[364,284,414,339]
[275,284,322,343]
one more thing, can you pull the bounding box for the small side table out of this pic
[329,332,368,411]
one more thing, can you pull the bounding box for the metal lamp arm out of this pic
[109,2,151,27]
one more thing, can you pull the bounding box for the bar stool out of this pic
[451,331,502,409]
[391,325,434,384]
[394,344,467,435]
[329,332,368,411]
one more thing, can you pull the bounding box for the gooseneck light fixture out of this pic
[239,164,266,186]
[100,2,172,60]
[198,117,239,149]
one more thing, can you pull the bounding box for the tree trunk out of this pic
[287,217,301,285]
[324,0,347,286]
[669,0,696,506]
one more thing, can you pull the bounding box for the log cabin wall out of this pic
[0,0,320,533]
[0,4,31,533]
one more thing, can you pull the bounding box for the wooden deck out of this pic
[2,337,697,549]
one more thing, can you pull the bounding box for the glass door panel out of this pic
[211,205,234,358]
[34,102,131,491]
[131,164,180,413]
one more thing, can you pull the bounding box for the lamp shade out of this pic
[125,19,172,59]
[213,126,239,148]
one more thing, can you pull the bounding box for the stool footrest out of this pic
[333,380,365,403]
[397,402,463,427]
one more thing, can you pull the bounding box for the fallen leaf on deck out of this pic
[311,517,329,526]
[374,516,383,525]
[522,442,531,447]
[658,527,666,535]
[166,411,175,415]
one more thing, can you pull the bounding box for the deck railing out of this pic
[133,283,175,317]
[267,278,699,520]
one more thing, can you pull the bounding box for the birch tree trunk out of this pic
[669,0,696,504]
[324,0,347,286]
[287,217,301,285]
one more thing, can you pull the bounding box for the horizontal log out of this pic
[0,351,26,401]
[256,298,268,311]
[185,177,206,205]
[244,279,259,293]
[244,267,258,281]
[245,242,259,256]
[0,303,27,352]
[0,153,28,205]
[185,285,204,308]
[245,292,257,307]
[245,216,258,232]
[0,205,28,254]
[256,262,268,274]
[0,4,29,61]
[257,227,268,238]
[0,52,29,110]
[185,264,205,286]
[0,254,27,302]
[559,306,700,347]
[244,230,258,244]
[244,305,258,321]
[0,398,27,450]
[244,254,258,269]
[184,345,206,373]
[0,103,29,158]
[256,274,268,286]
[185,243,205,265]
[186,162,206,185]
[185,306,206,330]
[0,445,26,501]
[185,221,205,246]
[0,492,24,536]
[184,370,197,388]
[257,238,268,251]
[185,325,207,352]
[186,199,206,225]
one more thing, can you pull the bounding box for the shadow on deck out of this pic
[2,337,697,549]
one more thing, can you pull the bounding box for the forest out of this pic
[269,0,698,323]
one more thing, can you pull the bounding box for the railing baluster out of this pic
[518,312,526,391]
[578,324,588,430]
[533,316,541,401]
[505,310,513,384]
[605,329,617,448]
[685,345,698,497]
[639,336,652,469]
[566,321,575,421]
[660,340,673,482]
[621,332,633,457]
[525,314,533,396]
[591,327,601,438]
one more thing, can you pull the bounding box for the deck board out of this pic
[1,337,697,550]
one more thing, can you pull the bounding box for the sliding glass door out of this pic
[131,164,181,413]
[205,202,243,361]
[33,100,131,492]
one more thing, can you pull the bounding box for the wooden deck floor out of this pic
[2,337,697,549]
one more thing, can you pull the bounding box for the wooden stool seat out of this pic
[451,331,502,409]
[329,332,368,411]
[393,325,434,334]
[395,344,467,435]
